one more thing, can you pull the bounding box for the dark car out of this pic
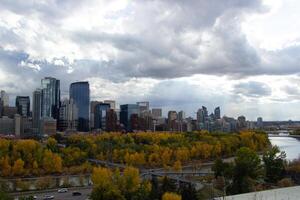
[72,191,82,196]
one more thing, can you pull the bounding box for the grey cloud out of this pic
[0,0,294,80]
[233,81,272,97]
[70,0,266,79]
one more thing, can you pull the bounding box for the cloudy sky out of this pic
[1,0,300,120]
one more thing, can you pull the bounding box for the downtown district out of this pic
[0,77,264,138]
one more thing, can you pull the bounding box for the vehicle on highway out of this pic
[72,191,82,196]
[16,196,37,200]
[43,194,54,199]
[58,188,68,193]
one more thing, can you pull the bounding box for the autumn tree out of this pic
[46,138,58,153]
[12,159,25,176]
[0,156,11,176]
[42,150,62,174]
[121,166,141,199]
[173,160,182,172]
[162,192,182,200]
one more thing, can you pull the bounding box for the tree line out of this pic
[0,130,270,177]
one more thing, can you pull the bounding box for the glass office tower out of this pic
[16,96,30,117]
[70,81,90,132]
[32,89,41,129]
[94,103,110,130]
[41,77,60,119]
[120,104,139,132]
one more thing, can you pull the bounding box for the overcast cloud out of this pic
[1,0,300,120]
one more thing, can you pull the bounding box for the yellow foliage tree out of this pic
[173,160,182,172]
[0,156,11,176]
[53,154,63,173]
[122,166,141,194]
[12,158,25,176]
[92,167,113,187]
[162,192,182,200]
[43,150,62,173]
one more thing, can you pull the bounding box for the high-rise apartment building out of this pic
[70,81,90,132]
[16,96,30,117]
[197,108,205,124]
[41,77,60,119]
[106,109,118,132]
[237,115,247,129]
[214,107,221,119]
[257,117,263,128]
[168,111,177,121]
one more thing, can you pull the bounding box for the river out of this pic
[269,136,300,160]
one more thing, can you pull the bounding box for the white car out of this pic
[43,195,54,200]
[58,188,68,193]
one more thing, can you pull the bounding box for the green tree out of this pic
[212,158,233,178]
[149,176,161,200]
[263,146,286,183]
[161,176,177,195]
[230,147,262,194]
[0,191,13,200]
[179,184,197,200]
[91,184,125,200]
[0,183,13,200]
[131,181,151,200]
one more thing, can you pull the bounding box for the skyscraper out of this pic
[178,111,185,121]
[32,89,41,129]
[120,104,139,131]
[41,77,60,119]
[90,101,102,129]
[202,106,208,118]
[16,96,30,117]
[197,108,205,123]
[0,90,9,106]
[58,98,78,131]
[94,103,110,130]
[152,108,162,119]
[214,107,221,119]
[137,101,149,115]
[257,117,263,129]
[104,100,116,110]
[168,111,177,122]
[70,81,90,132]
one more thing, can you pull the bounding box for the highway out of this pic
[14,187,92,200]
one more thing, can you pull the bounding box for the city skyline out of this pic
[1,78,265,121]
[0,77,294,121]
[1,1,300,121]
